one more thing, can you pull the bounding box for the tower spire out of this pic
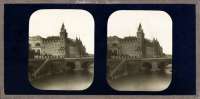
[137,23,144,37]
[60,22,68,39]
[137,23,145,58]
[61,22,66,31]
[138,23,143,32]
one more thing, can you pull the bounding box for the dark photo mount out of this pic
[28,9,94,91]
[107,10,172,91]
[4,4,196,95]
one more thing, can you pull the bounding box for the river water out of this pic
[31,70,93,90]
[108,69,172,91]
[30,66,171,91]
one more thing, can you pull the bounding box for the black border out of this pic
[4,4,196,95]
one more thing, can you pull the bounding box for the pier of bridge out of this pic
[29,57,94,79]
[107,56,172,80]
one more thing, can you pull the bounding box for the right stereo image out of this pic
[107,10,172,91]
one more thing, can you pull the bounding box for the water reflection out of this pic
[31,70,93,90]
[108,69,172,91]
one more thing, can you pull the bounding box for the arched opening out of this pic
[35,43,40,47]
[112,43,117,47]
[113,50,117,56]
[142,62,152,70]
[107,50,113,58]
[36,49,40,55]
[159,61,172,73]
[66,62,76,70]
[82,61,93,71]
[29,49,36,59]
[82,62,90,70]
[158,62,167,70]
[29,43,31,48]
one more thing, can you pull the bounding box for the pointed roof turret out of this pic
[60,22,68,38]
[61,23,66,30]
[153,37,155,41]
[139,23,142,29]
[137,23,145,38]
[138,23,143,32]
[76,36,78,40]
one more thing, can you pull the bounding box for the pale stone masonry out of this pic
[107,24,164,58]
[29,23,87,58]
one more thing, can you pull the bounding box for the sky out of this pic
[108,10,172,55]
[29,9,94,54]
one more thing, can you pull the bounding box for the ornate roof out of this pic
[122,36,137,41]
[144,39,154,47]
[45,36,60,40]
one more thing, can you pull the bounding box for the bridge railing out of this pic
[33,55,65,59]
[29,55,94,62]
[110,55,137,60]
[109,55,172,61]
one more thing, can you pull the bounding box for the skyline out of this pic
[108,10,172,55]
[29,9,94,54]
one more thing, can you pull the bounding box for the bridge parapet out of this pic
[29,56,94,80]
[33,55,65,59]
[30,56,94,61]
[110,55,137,60]
[109,56,172,62]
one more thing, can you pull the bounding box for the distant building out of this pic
[107,24,164,58]
[29,23,87,58]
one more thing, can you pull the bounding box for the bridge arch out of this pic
[66,62,76,69]
[81,61,90,70]
[81,61,94,70]
[141,62,152,70]
[158,61,167,70]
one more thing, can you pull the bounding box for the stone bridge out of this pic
[29,57,94,79]
[107,57,172,80]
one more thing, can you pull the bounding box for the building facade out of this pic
[29,23,87,58]
[107,24,164,58]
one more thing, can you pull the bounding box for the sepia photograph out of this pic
[107,10,172,91]
[28,9,94,90]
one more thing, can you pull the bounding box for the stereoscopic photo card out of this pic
[2,1,198,98]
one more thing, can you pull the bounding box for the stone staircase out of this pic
[108,59,128,80]
[33,58,49,77]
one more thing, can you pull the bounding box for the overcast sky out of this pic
[108,10,172,55]
[29,9,94,54]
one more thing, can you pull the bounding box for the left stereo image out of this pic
[28,9,94,90]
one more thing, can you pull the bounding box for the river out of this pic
[31,70,93,90]
[30,65,171,91]
[108,69,172,91]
